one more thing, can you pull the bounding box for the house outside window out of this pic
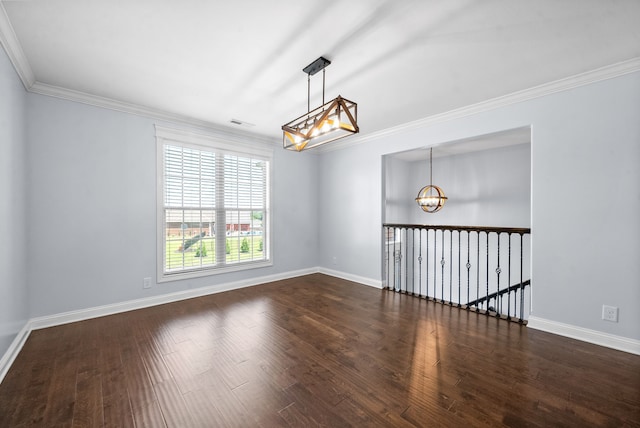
[156,126,272,281]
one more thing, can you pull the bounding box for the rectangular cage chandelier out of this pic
[282,57,359,152]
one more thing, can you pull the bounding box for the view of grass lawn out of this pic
[165,235,264,271]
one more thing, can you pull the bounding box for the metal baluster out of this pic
[405,228,409,294]
[495,232,501,317]
[441,229,445,303]
[385,227,388,290]
[394,228,399,292]
[457,231,461,307]
[426,228,430,299]
[417,229,421,297]
[520,233,524,322]
[398,227,403,292]
[434,229,438,301]
[414,228,418,295]
[507,233,512,320]
[466,231,471,310]
[476,231,480,312]
[391,227,395,291]
[486,231,490,312]
[449,230,453,305]
[404,228,408,293]
[413,228,417,295]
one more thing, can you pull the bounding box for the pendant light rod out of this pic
[322,68,326,105]
[307,74,310,113]
[305,57,330,113]
[430,147,433,186]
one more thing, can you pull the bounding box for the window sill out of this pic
[158,260,273,283]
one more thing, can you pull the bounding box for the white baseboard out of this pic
[28,267,379,332]
[5,273,637,386]
[0,267,319,385]
[0,268,387,385]
[30,267,319,330]
[527,316,640,355]
[318,267,382,289]
[0,323,30,385]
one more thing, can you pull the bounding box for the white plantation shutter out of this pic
[156,126,271,281]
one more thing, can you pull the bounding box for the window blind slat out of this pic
[161,142,269,276]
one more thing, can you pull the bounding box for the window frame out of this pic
[155,125,273,283]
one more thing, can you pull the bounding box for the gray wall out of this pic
[319,71,640,341]
[0,46,29,356]
[383,156,414,225]
[2,40,638,353]
[25,94,319,317]
[384,143,531,227]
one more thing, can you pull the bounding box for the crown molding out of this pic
[2,0,638,154]
[155,124,274,158]
[0,0,276,146]
[318,57,640,153]
[29,81,280,146]
[0,2,34,88]
[0,0,269,148]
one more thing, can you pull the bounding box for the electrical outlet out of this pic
[143,277,152,289]
[602,305,618,322]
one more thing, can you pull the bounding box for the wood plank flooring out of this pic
[0,273,638,427]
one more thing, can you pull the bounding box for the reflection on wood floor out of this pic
[0,273,638,427]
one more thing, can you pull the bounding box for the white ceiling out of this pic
[1,0,639,142]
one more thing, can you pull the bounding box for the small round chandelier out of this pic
[415,147,447,213]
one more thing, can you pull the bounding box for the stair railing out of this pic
[383,224,531,323]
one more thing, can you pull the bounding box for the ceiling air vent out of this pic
[230,119,255,127]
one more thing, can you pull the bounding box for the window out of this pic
[156,126,271,281]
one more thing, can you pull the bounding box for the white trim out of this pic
[155,125,274,282]
[5,266,378,337]
[30,267,318,331]
[0,267,317,385]
[25,54,640,153]
[29,81,279,147]
[318,267,382,289]
[317,57,640,153]
[0,322,30,385]
[157,260,274,284]
[155,125,274,158]
[5,271,638,386]
[0,3,35,88]
[1,3,637,154]
[527,316,640,356]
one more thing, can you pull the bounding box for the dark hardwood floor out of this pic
[0,274,638,427]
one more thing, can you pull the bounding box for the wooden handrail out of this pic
[466,279,531,308]
[383,223,530,235]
